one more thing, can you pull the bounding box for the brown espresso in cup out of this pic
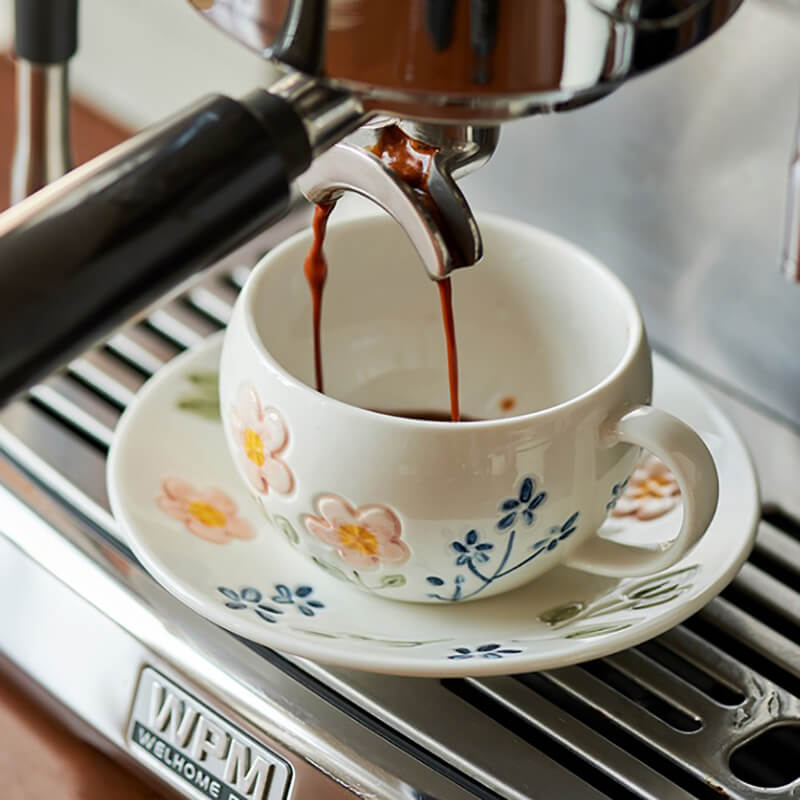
[302,125,462,422]
[370,410,482,422]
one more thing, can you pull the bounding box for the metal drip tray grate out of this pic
[1,208,799,799]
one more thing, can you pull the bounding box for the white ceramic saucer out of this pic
[108,333,758,677]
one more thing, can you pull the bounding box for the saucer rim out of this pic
[108,332,759,677]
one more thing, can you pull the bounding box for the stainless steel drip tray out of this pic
[2,210,800,799]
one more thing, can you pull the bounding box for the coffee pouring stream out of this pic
[0,0,744,403]
[297,121,497,421]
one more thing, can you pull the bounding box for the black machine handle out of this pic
[15,0,79,63]
[0,90,312,401]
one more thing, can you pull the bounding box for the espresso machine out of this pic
[1,1,800,798]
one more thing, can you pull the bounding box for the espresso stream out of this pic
[303,125,461,422]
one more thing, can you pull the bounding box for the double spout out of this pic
[297,121,498,280]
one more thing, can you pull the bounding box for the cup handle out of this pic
[564,405,719,577]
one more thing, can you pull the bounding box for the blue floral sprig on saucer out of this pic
[272,584,325,617]
[218,586,284,623]
[425,476,580,602]
[218,584,325,622]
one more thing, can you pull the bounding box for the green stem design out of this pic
[311,557,406,591]
[537,565,699,633]
[177,371,220,420]
[290,627,450,648]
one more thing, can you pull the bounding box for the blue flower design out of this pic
[497,476,547,531]
[451,529,494,565]
[606,477,630,511]
[272,584,325,617]
[217,586,284,623]
[448,643,523,660]
[533,511,580,552]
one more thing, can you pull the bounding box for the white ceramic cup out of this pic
[219,213,718,603]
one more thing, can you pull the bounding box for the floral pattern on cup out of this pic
[532,512,579,553]
[230,383,293,496]
[497,477,547,531]
[303,494,410,570]
[452,529,494,565]
[447,644,523,660]
[157,478,255,544]
[425,474,580,603]
[610,455,681,520]
[427,508,580,602]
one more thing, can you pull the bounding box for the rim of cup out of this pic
[240,212,644,430]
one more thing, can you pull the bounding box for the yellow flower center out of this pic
[633,476,674,499]
[243,428,265,467]
[337,524,379,556]
[188,501,226,528]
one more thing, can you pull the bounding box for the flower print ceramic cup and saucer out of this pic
[218,213,720,603]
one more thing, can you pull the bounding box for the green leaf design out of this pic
[629,584,675,600]
[311,555,350,583]
[538,601,585,626]
[176,396,220,420]
[630,590,689,610]
[177,371,220,420]
[273,515,300,546]
[565,622,632,639]
[292,628,340,640]
[623,566,697,601]
[379,574,406,589]
[186,371,219,387]
[343,634,443,648]
[290,628,449,647]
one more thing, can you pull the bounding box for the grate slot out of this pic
[636,636,745,707]
[762,507,800,541]
[107,326,178,376]
[465,675,698,800]
[28,380,116,451]
[0,400,110,513]
[748,521,800,592]
[35,374,121,432]
[68,350,143,409]
[578,659,702,732]
[442,677,650,800]
[226,268,250,291]
[186,281,237,326]
[691,600,800,697]
[516,671,725,800]
[146,302,218,350]
[722,563,800,646]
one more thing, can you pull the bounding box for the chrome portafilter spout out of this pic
[296,122,499,280]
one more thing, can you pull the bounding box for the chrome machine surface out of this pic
[192,0,744,121]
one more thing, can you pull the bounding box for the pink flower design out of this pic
[612,456,681,521]
[230,383,294,495]
[303,494,410,570]
[156,478,256,544]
